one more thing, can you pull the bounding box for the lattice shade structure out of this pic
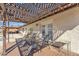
[15,3,67,23]
[0,3,77,25]
[14,3,77,24]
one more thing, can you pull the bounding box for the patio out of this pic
[0,3,79,56]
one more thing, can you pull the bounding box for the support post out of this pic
[7,17,9,43]
[2,14,6,56]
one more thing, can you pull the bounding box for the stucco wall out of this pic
[23,6,79,53]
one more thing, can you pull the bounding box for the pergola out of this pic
[0,3,78,55]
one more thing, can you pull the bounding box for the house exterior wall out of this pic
[23,6,79,53]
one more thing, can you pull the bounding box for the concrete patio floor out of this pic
[0,39,79,56]
[0,42,78,56]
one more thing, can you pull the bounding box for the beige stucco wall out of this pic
[23,6,79,53]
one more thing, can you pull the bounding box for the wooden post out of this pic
[7,16,9,43]
[8,21,9,43]
[2,13,6,55]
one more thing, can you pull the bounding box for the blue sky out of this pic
[0,21,25,27]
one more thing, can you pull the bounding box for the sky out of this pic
[0,21,25,27]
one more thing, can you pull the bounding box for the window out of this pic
[47,24,53,40]
[42,25,45,36]
[41,24,53,41]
